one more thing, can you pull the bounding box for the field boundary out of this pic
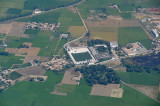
[121,80,160,103]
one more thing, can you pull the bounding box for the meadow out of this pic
[68,26,85,39]
[0,71,159,106]
[118,27,151,49]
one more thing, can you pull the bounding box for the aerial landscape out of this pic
[0,0,160,106]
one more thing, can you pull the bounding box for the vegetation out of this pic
[56,84,76,93]
[97,46,107,52]
[7,72,23,80]
[118,27,151,49]
[6,8,22,15]
[24,0,81,10]
[0,52,9,56]
[75,65,120,86]
[72,52,92,62]
[88,39,112,54]
[0,71,159,106]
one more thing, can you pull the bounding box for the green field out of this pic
[24,0,79,10]
[78,0,160,19]
[117,71,160,86]
[72,52,92,62]
[0,54,24,69]
[7,71,23,80]
[0,71,159,106]
[56,84,76,93]
[118,27,151,49]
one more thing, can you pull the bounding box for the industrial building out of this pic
[152,29,159,37]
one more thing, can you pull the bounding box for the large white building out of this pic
[152,29,159,37]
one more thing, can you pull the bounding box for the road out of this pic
[0,0,86,24]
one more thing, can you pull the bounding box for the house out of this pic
[60,34,69,38]
[110,41,118,48]
[33,9,42,14]
[152,29,159,37]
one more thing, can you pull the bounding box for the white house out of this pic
[152,29,159,37]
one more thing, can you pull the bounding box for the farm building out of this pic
[110,41,118,48]
[60,34,69,38]
[122,42,148,56]
[152,29,159,37]
[33,9,42,14]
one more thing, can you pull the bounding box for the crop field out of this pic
[72,52,92,62]
[118,27,151,49]
[24,0,80,10]
[0,71,159,106]
[78,0,159,19]
[0,34,6,44]
[0,54,24,69]
[57,9,83,34]
[89,27,118,42]
[68,26,85,39]
[116,71,160,86]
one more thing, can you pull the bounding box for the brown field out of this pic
[5,42,41,63]
[16,66,46,76]
[8,22,27,37]
[68,26,85,39]
[129,84,159,99]
[86,19,141,28]
[90,84,123,98]
[0,23,12,34]
[61,68,79,85]
[89,27,118,42]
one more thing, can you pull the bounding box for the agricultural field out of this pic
[0,0,81,22]
[78,0,160,19]
[89,27,118,42]
[116,71,160,86]
[0,71,159,106]
[68,26,85,39]
[0,54,24,69]
[118,27,151,49]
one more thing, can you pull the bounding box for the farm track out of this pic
[0,0,86,24]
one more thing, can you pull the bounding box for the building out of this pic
[122,42,148,56]
[33,9,42,14]
[152,29,159,37]
[60,34,69,38]
[110,41,118,48]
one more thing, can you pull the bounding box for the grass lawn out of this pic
[72,52,92,62]
[0,71,159,106]
[6,8,22,15]
[116,71,160,86]
[118,27,151,49]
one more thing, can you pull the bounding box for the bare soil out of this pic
[61,68,79,85]
[90,84,120,97]
[129,84,159,99]
[8,22,27,37]
[16,66,46,76]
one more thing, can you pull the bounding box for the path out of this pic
[54,38,61,52]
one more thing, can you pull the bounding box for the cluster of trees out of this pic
[87,39,112,54]
[97,46,107,52]
[123,53,160,73]
[75,65,120,86]
[126,64,151,73]
[19,44,29,48]
[0,52,9,56]
[0,12,32,22]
